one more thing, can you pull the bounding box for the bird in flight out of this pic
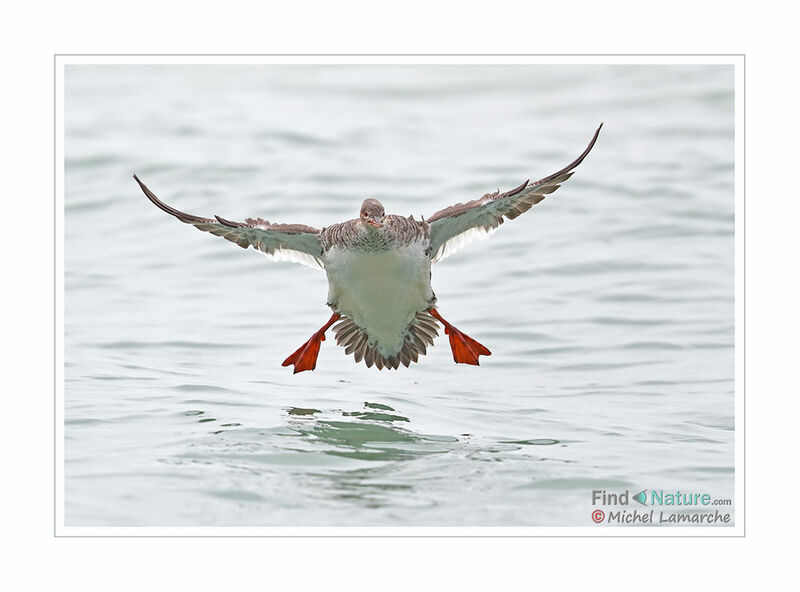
[134,123,602,373]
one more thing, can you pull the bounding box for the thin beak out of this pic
[366,217,384,228]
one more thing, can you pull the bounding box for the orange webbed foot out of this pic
[428,308,491,366]
[282,334,325,373]
[445,325,492,365]
[282,313,340,373]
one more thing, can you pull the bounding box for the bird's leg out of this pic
[428,308,491,365]
[282,313,341,373]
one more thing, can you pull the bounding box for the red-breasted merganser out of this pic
[134,124,601,373]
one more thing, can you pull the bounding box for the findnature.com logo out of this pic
[590,489,733,525]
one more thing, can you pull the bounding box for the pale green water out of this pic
[64,64,735,526]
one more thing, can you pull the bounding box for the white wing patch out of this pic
[431,224,499,263]
[263,246,324,269]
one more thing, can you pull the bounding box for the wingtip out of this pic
[583,123,603,154]
[215,214,239,228]
[506,178,530,197]
[132,173,149,192]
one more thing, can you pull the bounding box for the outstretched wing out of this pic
[134,175,324,269]
[426,123,602,263]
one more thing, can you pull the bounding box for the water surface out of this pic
[64,64,734,526]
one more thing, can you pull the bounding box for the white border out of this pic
[57,54,740,65]
[55,58,66,533]
[55,54,744,537]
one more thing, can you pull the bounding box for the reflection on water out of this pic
[164,400,570,518]
[286,402,457,508]
[287,402,457,462]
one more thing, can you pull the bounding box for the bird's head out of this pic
[359,198,385,229]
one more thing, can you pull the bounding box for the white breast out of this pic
[323,241,434,357]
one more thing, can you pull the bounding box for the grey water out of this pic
[64,64,735,527]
